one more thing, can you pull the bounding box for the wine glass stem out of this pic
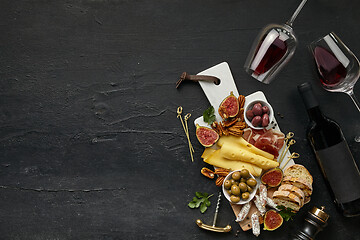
[347,90,360,112]
[286,0,308,27]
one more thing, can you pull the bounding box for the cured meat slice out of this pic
[243,128,285,157]
[254,130,284,157]
[242,128,266,145]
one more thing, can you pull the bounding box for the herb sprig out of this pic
[278,205,297,221]
[203,106,216,125]
[188,192,214,213]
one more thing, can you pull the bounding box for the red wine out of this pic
[253,36,287,75]
[313,46,347,86]
[298,82,360,217]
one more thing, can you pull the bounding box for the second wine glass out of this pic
[309,32,360,112]
[244,0,307,84]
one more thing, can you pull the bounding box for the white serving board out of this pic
[194,62,294,169]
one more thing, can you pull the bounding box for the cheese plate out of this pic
[193,62,295,231]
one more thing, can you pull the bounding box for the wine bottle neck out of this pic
[298,85,319,109]
[307,106,325,123]
[297,82,326,123]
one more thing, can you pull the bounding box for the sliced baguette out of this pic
[284,164,313,185]
[272,190,302,212]
[278,184,305,207]
[273,199,301,212]
[282,176,313,198]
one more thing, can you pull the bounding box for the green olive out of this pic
[240,169,250,179]
[247,178,257,188]
[231,185,241,196]
[232,171,241,181]
[227,190,232,195]
[230,179,236,185]
[240,178,247,183]
[230,195,240,203]
[224,180,232,189]
[239,182,247,192]
[247,185,253,193]
[242,192,250,200]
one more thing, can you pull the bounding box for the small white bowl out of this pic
[222,170,259,205]
[244,99,274,130]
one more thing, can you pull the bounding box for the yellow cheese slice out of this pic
[201,147,217,160]
[220,141,279,170]
[203,149,262,177]
[217,135,274,160]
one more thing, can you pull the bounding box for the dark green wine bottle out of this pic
[298,82,360,217]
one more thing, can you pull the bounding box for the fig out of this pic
[218,91,239,119]
[263,209,283,231]
[195,124,219,147]
[261,168,283,187]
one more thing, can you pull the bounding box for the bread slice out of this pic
[282,176,313,198]
[284,164,313,185]
[273,198,301,212]
[272,190,302,212]
[278,184,305,207]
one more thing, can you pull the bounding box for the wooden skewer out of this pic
[278,139,296,165]
[177,107,194,162]
[281,152,300,170]
[278,132,294,162]
[184,113,195,153]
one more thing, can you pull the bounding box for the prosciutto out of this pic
[243,128,285,157]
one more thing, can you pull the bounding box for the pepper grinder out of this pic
[291,206,329,240]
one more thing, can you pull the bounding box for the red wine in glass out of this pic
[244,0,308,84]
[253,36,288,76]
[314,46,347,87]
[310,32,360,112]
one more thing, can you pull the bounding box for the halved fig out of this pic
[261,168,283,187]
[196,124,219,147]
[264,209,283,231]
[218,91,239,119]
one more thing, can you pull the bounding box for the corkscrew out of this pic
[196,192,232,233]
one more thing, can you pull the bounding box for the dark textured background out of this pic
[1,0,360,239]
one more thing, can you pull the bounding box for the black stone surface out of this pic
[1,0,360,239]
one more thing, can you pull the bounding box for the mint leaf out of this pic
[200,202,207,213]
[188,202,196,208]
[203,106,216,125]
[278,205,296,221]
[188,192,213,213]
[195,192,204,198]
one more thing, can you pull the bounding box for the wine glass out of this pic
[309,32,360,112]
[244,0,307,84]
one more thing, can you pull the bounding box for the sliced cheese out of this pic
[220,141,279,170]
[201,147,217,160]
[203,149,262,177]
[217,135,275,160]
